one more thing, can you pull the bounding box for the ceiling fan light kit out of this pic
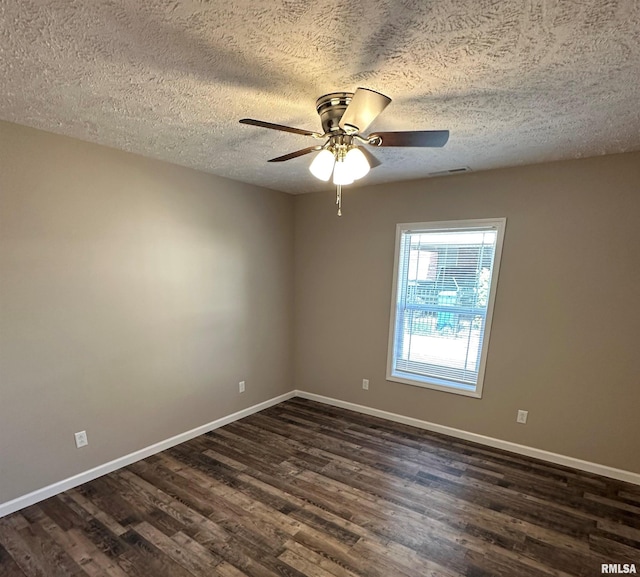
[309,141,370,184]
[240,87,450,215]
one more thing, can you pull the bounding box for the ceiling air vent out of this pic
[428,167,472,176]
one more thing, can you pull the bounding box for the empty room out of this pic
[1,1,639,576]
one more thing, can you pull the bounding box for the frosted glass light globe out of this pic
[309,149,335,181]
[333,159,355,185]
[344,147,370,180]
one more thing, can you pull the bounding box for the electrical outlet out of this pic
[74,430,88,448]
[362,379,369,390]
[239,380,245,393]
[516,410,528,424]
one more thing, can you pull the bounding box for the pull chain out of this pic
[336,184,342,217]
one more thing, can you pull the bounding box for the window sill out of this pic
[386,371,483,398]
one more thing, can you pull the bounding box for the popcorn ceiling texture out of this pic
[1,0,639,194]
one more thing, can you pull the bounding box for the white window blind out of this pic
[387,219,506,397]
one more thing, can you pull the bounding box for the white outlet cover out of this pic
[362,379,369,390]
[239,380,245,393]
[74,430,88,448]
[517,410,528,424]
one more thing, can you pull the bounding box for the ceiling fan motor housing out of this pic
[316,92,353,134]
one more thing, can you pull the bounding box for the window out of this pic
[387,218,506,397]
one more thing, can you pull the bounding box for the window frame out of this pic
[386,218,506,398]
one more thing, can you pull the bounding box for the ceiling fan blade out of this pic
[339,88,392,133]
[359,146,382,168]
[240,118,321,138]
[268,145,323,162]
[369,130,450,147]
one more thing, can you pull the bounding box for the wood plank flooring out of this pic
[1,398,639,576]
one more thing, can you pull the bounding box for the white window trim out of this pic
[386,218,507,398]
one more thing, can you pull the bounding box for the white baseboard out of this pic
[3,387,638,519]
[0,391,296,518]
[295,391,640,486]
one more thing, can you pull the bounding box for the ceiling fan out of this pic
[240,88,450,215]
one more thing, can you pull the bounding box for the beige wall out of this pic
[0,121,294,504]
[2,119,638,507]
[294,152,640,474]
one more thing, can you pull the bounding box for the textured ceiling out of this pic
[1,0,639,194]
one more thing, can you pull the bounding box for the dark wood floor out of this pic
[1,398,639,577]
